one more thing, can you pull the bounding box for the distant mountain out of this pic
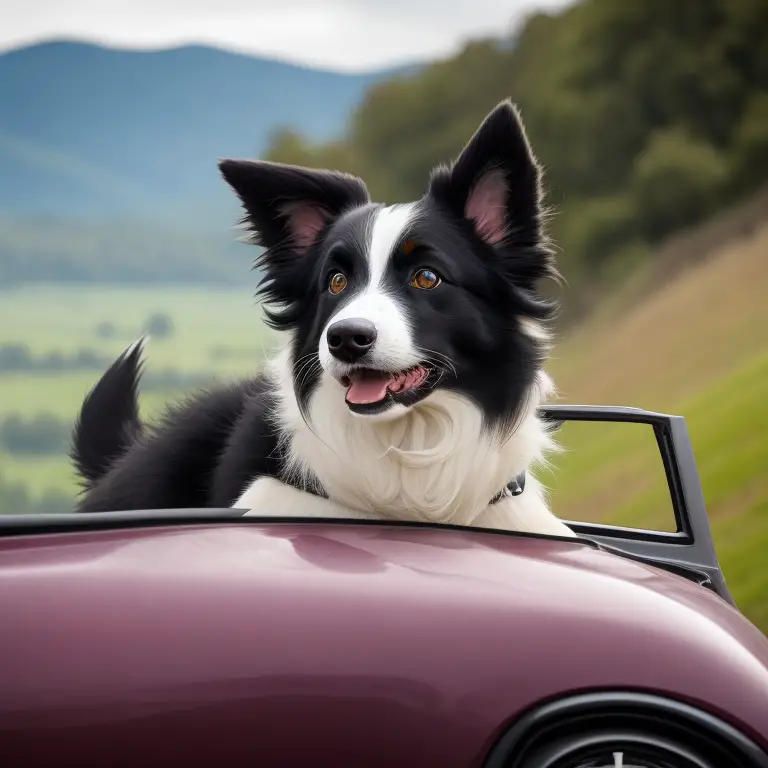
[0,41,403,222]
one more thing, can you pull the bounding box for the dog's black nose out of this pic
[327,319,377,362]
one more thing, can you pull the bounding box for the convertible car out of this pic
[1,405,767,768]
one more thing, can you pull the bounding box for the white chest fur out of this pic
[236,474,575,537]
[234,347,575,538]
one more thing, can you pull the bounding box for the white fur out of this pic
[319,204,420,379]
[239,476,379,520]
[319,292,418,377]
[239,473,571,538]
[368,204,418,285]
[518,317,552,344]
[124,333,150,358]
[235,342,575,538]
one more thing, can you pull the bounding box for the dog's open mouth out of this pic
[338,365,431,412]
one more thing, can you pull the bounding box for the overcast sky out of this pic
[2,0,572,72]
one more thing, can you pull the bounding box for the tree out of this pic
[95,320,117,339]
[144,312,174,338]
[262,0,768,322]
[631,128,729,243]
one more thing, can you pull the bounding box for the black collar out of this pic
[295,471,526,505]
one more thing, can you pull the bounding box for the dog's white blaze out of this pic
[367,204,417,287]
[319,203,420,375]
[319,291,418,373]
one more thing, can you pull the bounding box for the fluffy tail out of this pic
[70,336,147,489]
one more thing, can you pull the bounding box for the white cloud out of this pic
[1,0,573,72]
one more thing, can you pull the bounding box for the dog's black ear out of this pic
[218,159,370,253]
[428,100,545,254]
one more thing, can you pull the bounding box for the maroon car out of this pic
[1,405,767,768]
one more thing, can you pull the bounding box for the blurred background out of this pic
[0,0,766,628]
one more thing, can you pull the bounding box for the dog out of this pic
[70,99,575,538]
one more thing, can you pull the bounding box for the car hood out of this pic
[2,521,768,765]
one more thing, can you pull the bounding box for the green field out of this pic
[0,223,766,631]
[0,284,275,377]
[0,284,277,499]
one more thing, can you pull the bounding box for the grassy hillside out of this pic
[542,221,768,631]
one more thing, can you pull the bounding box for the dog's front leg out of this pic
[234,476,380,521]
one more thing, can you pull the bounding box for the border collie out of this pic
[71,100,575,538]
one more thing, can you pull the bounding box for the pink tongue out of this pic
[346,370,392,405]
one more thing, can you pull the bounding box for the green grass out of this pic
[0,283,275,371]
[0,284,277,497]
[543,353,768,629]
[1,453,79,494]
[0,372,177,419]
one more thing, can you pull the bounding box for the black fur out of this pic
[72,99,560,513]
[218,159,371,331]
[70,340,145,490]
[74,368,281,512]
[427,100,557,294]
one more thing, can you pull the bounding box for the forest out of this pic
[263,0,768,321]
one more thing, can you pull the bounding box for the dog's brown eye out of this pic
[329,272,348,295]
[410,268,441,290]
